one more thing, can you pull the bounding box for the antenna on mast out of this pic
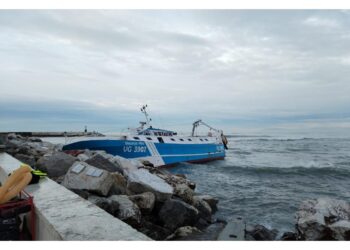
[140,104,152,128]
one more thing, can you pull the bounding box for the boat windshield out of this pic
[138,128,177,136]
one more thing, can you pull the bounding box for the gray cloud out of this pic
[1,10,350,135]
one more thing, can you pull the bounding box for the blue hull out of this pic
[62,139,225,167]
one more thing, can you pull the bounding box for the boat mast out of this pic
[140,104,152,128]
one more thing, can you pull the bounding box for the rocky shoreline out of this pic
[0,131,104,138]
[2,133,350,240]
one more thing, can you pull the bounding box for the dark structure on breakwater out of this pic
[0,131,105,138]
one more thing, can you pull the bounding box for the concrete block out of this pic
[217,217,245,241]
[0,152,151,240]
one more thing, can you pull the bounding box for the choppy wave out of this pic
[231,136,350,142]
[225,165,350,177]
[226,135,272,138]
[230,149,252,155]
[171,136,350,233]
[233,137,320,142]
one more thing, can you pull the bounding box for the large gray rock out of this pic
[296,198,350,240]
[192,196,212,222]
[245,224,278,241]
[108,195,141,226]
[85,154,123,173]
[109,172,128,195]
[88,195,120,216]
[5,135,51,156]
[110,156,140,174]
[174,184,194,204]
[127,169,173,202]
[138,220,172,240]
[16,145,36,156]
[140,160,154,167]
[280,232,297,241]
[91,150,114,160]
[194,195,219,212]
[41,141,55,150]
[37,151,77,177]
[5,138,24,149]
[62,162,114,196]
[77,153,90,162]
[82,149,93,158]
[157,172,196,190]
[0,137,5,151]
[6,133,18,140]
[129,192,156,214]
[329,220,350,240]
[159,199,199,231]
[185,221,226,240]
[70,189,90,199]
[53,143,64,151]
[194,218,210,231]
[166,226,202,240]
[4,133,54,161]
[19,141,53,157]
[28,137,42,142]
[14,153,36,166]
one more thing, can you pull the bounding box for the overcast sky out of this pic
[1,10,350,136]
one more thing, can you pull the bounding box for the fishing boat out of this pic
[62,105,228,167]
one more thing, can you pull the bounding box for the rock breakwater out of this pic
[3,133,350,241]
[3,133,222,240]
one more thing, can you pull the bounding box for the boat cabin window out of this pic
[155,132,170,136]
[157,137,164,143]
[200,139,203,141]
[147,137,152,140]
[188,139,192,141]
[180,138,184,141]
[140,129,175,137]
[205,139,208,141]
[170,138,175,141]
[133,137,140,140]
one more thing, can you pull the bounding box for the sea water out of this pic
[169,136,350,233]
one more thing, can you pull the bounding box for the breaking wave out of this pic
[226,165,350,177]
[171,136,350,233]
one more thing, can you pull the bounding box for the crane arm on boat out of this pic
[192,119,228,149]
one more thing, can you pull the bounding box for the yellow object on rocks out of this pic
[0,164,32,204]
